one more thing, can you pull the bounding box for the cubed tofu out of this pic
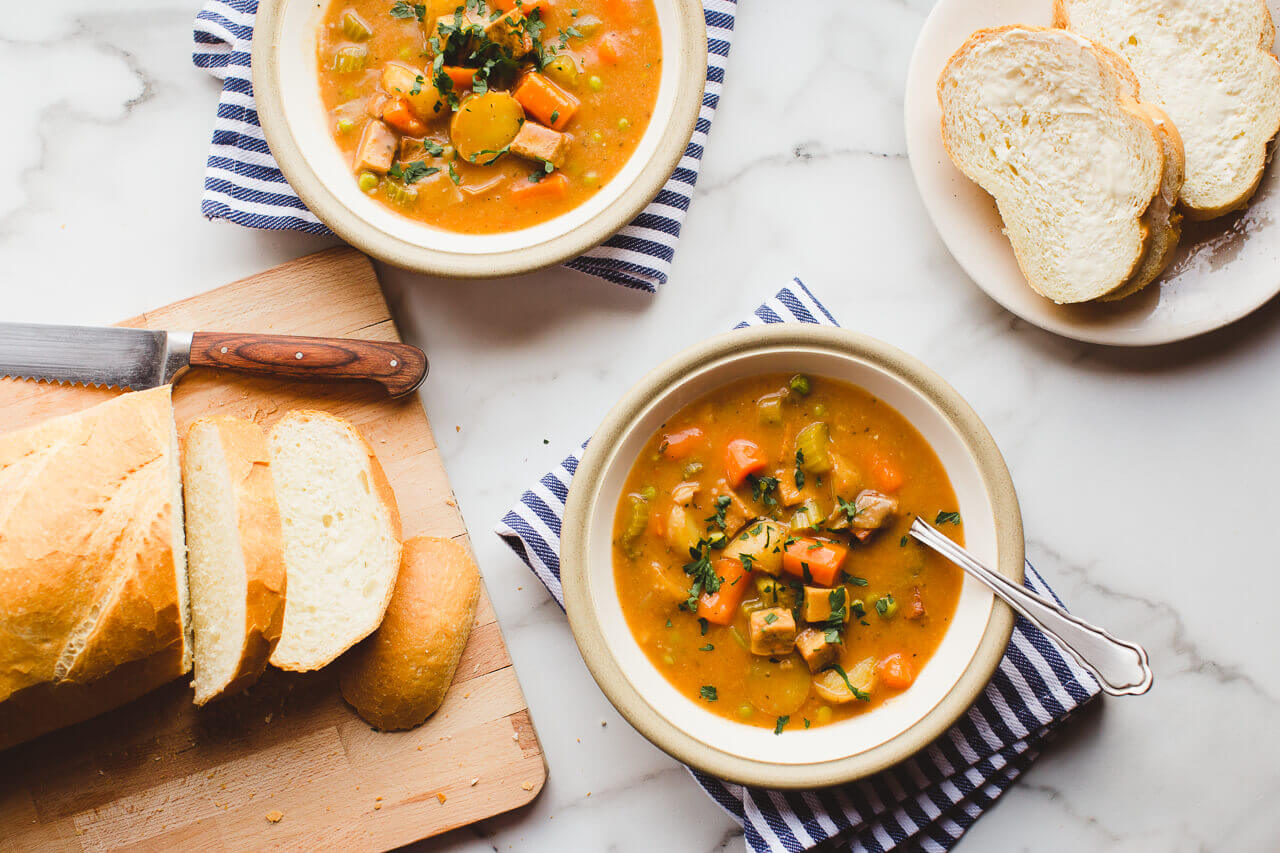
[509,121,570,167]
[811,656,877,703]
[353,119,396,173]
[802,586,849,623]
[851,489,898,530]
[723,519,787,576]
[485,9,533,57]
[748,607,796,656]
[795,628,837,672]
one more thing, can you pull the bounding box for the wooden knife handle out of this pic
[189,332,428,397]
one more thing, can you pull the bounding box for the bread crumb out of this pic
[417,745,423,751]
[521,782,534,791]
[470,778,479,786]
[445,498,457,507]
[374,803,382,811]
[265,811,284,823]
[436,792,447,804]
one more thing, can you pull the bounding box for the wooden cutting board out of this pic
[0,247,546,851]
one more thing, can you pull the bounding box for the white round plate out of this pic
[904,0,1280,346]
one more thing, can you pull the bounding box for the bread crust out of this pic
[0,387,189,703]
[339,536,481,731]
[937,26,1172,302]
[268,410,403,672]
[1055,0,1280,219]
[183,416,287,704]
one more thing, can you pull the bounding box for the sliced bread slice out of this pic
[267,411,402,672]
[182,416,286,704]
[1057,0,1280,219]
[938,26,1171,303]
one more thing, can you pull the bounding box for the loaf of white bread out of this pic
[1056,0,1280,220]
[938,26,1184,303]
[0,393,410,749]
[0,387,191,747]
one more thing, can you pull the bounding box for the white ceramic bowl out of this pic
[254,0,707,276]
[562,325,1024,788]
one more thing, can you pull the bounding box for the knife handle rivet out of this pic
[295,352,303,360]
[390,359,398,367]
[220,347,228,354]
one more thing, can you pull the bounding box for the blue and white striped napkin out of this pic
[192,0,736,291]
[496,280,1102,852]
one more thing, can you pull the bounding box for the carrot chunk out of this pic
[510,171,569,201]
[781,537,848,586]
[442,66,477,90]
[660,427,704,459]
[513,72,579,130]
[868,451,904,492]
[699,558,751,625]
[724,439,767,487]
[878,653,916,689]
[596,34,621,64]
[381,97,427,136]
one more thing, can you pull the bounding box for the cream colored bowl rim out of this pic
[561,324,1024,788]
[253,0,707,277]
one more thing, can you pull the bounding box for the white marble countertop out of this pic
[6,1,1279,850]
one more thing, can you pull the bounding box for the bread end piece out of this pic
[183,416,286,705]
[339,536,482,731]
[268,410,402,672]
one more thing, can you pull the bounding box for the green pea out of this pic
[640,485,657,500]
[336,118,355,134]
[662,654,675,666]
[590,130,604,143]
[588,75,604,91]
[357,172,379,192]
[812,403,828,417]
[737,704,754,720]
[789,374,811,396]
[875,594,899,619]
[617,117,631,131]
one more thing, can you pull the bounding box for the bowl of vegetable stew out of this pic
[254,0,706,276]
[561,325,1024,788]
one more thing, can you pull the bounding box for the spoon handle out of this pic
[909,519,1153,696]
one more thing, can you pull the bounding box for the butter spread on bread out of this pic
[1057,0,1280,219]
[267,411,402,672]
[340,536,481,731]
[938,26,1183,302]
[0,386,190,703]
[183,416,287,704]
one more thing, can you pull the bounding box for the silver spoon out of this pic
[909,518,1153,696]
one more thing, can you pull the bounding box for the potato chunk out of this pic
[353,119,396,173]
[723,519,788,576]
[748,608,796,656]
[509,121,569,167]
[795,628,837,672]
[811,657,877,704]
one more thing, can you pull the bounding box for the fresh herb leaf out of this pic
[680,539,721,612]
[698,617,709,636]
[409,74,424,95]
[774,715,789,734]
[388,161,440,183]
[825,663,871,701]
[447,160,461,184]
[935,511,962,525]
[804,718,811,729]
[764,612,779,625]
[837,496,862,524]
[794,449,805,489]
[706,494,732,530]
[699,643,714,652]
[839,570,868,587]
[390,0,426,21]
[739,553,756,572]
[749,474,780,508]
[900,535,909,547]
[549,109,560,124]
[665,619,672,628]
[875,594,895,616]
[700,685,718,701]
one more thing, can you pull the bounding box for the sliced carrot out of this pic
[442,66,477,90]
[510,170,569,201]
[513,72,579,130]
[660,427,704,459]
[699,558,751,625]
[781,537,848,586]
[596,34,621,64]
[868,451,904,492]
[724,438,767,488]
[381,97,427,136]
[878,653,916,689]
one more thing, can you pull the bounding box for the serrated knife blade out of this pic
[0,323,192,390]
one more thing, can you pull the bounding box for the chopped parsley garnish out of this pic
[774,715,790,734]
[549,109,560,124]
[900,535,909,547]
[794,450,805,489]
[749,474,780,508]
[875,594,895,617]
[698,617,709,636]
[665,619,672,628]
[837,496,862,524]
[821,587,847,643]
[700,685,718,701]
[699,643,714,652]
[839,570,868,586]
[388,161,440,183]
[935,511,962,525]
[739,553,756,572]
[470,145,510,166]
[680,540,721,612]
[804,718,811,729]
[706,494,732,530]
[764,612,779,625]
[409,74,424,95]
[825,663,871,702]
[389,1,426,21]
[447,160,461,184]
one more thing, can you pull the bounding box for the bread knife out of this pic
[0,323,428,397]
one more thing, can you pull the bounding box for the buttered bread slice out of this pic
[1057,0,1280,219]
[938,26,1179,303]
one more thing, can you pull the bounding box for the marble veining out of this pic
[5,1,1279,850]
